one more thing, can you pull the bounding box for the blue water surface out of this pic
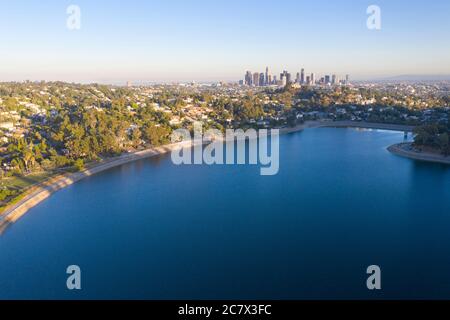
[1,128,450,299]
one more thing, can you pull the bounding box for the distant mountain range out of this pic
[376,75,450,81]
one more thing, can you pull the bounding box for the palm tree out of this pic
[22,142,35,173]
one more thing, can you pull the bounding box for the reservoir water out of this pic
[1,127,450,299]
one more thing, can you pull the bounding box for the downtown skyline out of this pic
[242,67,350,87]
[1,0,450,83]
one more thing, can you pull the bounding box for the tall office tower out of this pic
[280,70,291,85]
[245,71,253,86]
[280,72,287,86]
[345,74,350,85]
[296,72,300,83]
[268,75,272,85]
[265,67,269,85]
[253,73,260,86]
[259,73,265,86]
[320,77,325,84]
[311,73,315,85]
[273,75,277,84]
[324,75,331,84]
[331,74,337,85]
[306,76,311,85]
[300,68,305,84]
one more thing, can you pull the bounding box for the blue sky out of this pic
[0,0,449,83]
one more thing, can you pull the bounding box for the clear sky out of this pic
[0,0,449,83]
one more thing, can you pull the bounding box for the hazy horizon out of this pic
[2,74,450,86]
[1,0,450,83]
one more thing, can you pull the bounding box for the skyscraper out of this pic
[324,75,331,84]
[259,73,265,87]
[286,72,292,84]
[306,76,311,85]
[331,74,337,85]
[296,72,300,84]
[345,74,350,85]
[280,72,287,86]
[265,67,269,86]
[245,71,253,86]
[253,73,259,86]
[280,70,291,86]
[300,68,305,84]
[311,73,315,85]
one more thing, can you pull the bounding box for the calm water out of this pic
[1,128,450,300]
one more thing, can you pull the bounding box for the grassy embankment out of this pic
[0,171,57,213]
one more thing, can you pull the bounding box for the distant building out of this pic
[306,76,311,85]
[286,72,292,84]
[311,73,315,85]
[245,71,254,86]
[325,75,331,84]
[259,73,265,87]
[265,67,269,86]
[253,72,260,86]
[280,73,287,86]
[331,74,337,85]
[280,70,291,86]
[300,68,305,84]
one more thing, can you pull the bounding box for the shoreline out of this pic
[0,140,196,233]
[279,120,415,134]
[0,121,416,232]
[388,142,450,165]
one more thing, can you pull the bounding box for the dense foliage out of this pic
[414,124,450,155]
[1,81,449,206]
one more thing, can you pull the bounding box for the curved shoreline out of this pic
[0,141,195,233]
[388,142,450,165]
[0,121,416,233]
[280,120,415,134]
